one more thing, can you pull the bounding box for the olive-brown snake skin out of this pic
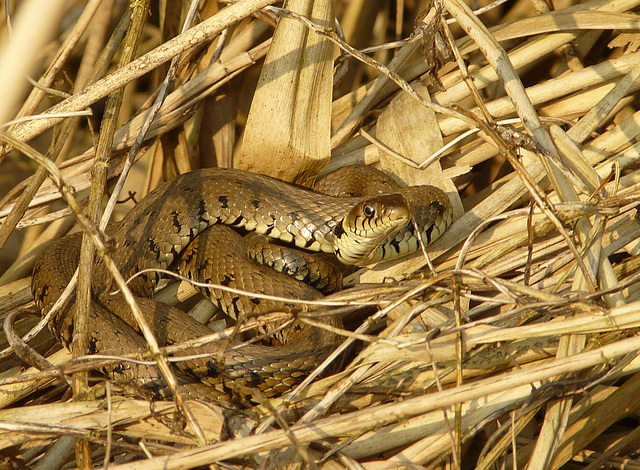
[31,167,453,402]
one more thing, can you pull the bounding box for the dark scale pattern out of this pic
[197,198,206,217]
[148,238,160,257]
[332,221,345,239]
[229,215,244,226]
[263,225,275,237]
[206,361,220,378]
[424,224,435,243]
[250,371,265,387]
[171,211,181,230]
[229,297,241,316]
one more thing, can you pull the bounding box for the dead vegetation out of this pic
[1,0,640,468]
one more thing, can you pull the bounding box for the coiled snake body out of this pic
[31,167,453,401]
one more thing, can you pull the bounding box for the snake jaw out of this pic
[331,194,412,266]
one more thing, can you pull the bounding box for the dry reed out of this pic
[1,0,640,468]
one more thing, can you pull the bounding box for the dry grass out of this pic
[1,0,640,468]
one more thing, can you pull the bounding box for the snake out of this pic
[30,166,453,402]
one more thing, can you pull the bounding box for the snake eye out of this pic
[363,204,376,218]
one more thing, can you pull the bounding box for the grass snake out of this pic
[31,167,453,402]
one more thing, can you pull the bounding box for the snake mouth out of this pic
[331,193,413,266]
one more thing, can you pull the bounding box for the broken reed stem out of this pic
[73,1,152,462]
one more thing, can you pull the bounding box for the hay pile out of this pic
[1,0,640,468]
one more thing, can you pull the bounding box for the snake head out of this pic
[331,193,412,266]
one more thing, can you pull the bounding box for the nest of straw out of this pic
[1,0,640,468]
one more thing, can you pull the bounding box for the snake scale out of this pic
[31,167,453,402]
